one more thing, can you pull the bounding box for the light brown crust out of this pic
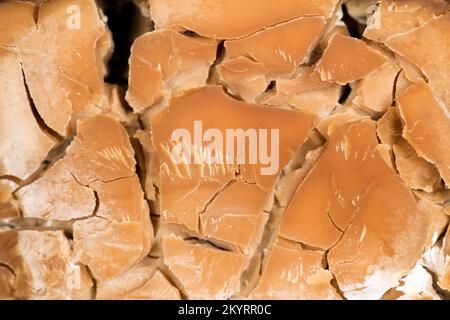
[150,0,340,39]
[315,34,389,85]
[0,229,93,299]
[126,29,217,113]
[397,81,450,187]
[17,116,153,282]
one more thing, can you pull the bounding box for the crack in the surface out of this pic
[423,264,450,300]
[327,206,345,233]
[237,132,327,297]
[207,40,225,84]
[277,235,325,252]
[184,236,231,252]
[0,175,21,185]
[0,262,17,278]
[158,265,189,300]
[84,265,98,300]
[0,261,17,297]
[198,179,237,217]
[67,171,119,222]
[323,251,347,300]
[12,138,73,194]
[20,68,64,142]
[341,3,366,39]
[392,69,403,106]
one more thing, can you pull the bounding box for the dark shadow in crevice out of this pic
[341,3,366,39]
[100,0,145,85]
[338,84,352,104]
[207,40,225,84]
[21,69,64,142]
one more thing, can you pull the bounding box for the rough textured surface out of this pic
[0,0,449,301]
[150,0,340,39]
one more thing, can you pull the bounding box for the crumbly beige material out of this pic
[0,0,449,300]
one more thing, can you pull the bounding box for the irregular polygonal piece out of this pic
[17,116,153,281]
[386,14,450,111]
[315,14,349,54]
[0,1,36,46]
[315,34,388,85]
[397,81,450,187]
[352,58,400,115]
[135,130,160,204]
[162,236,248,299]
[223,17,327,75]
[394,70,415,99]
[150,0,340,39]
[0,229,92,299]
[96,258,180,300]
[415,193,448,246]
[394,54,425,84]
[275,147,325,209]
[393,138,441,192]
[376,106,403,146]
[0,48,55,180]
[17,0,108,136]
[279,118,432,299]
[217,57,268,102]
[364,0,449,42]
[249,241,340,300]
[151,86,317,253]
[73,217,150,282]
[260,67,342,117]
[126,29,217,113]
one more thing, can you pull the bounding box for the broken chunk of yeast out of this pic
[216,57,269,103]
[0,229,92,299]
[352,57,401,115]
[393,138,441,192]
[0,48,56,180]
[150,0,340,39]
[126,29,217,113]
[162,236,248,299]
[386,14,450,112]
[394,54,425,84]
[0,1,36,47]
[17,116,153,281]
[397,80,450,187]
[278,118,432,299]
[315,34,389,85]
[249,240,340,300]
[223,16,327,75]
[150,86,317,254]
[73,217,152,281]
[17,0,108,136]
[259,67,342,117]
[376,106,403,146]
[96,258,180,300]
[364,0,449,42]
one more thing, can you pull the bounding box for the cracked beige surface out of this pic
[0,0,449,301]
